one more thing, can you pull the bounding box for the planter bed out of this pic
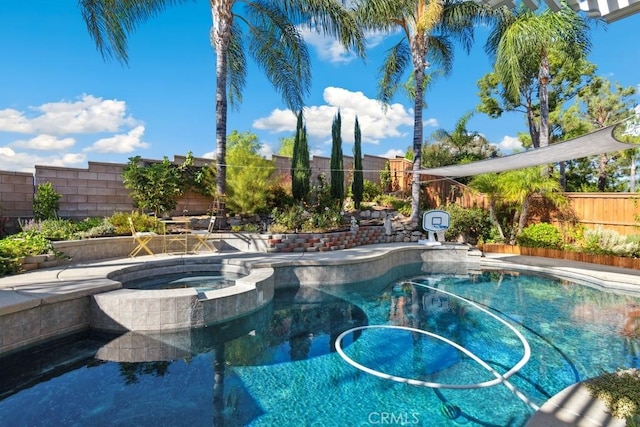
[478,243,640,269]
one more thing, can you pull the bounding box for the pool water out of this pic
[1,270,640,426]
[123,271,243,292]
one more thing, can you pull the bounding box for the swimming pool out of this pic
[1,269,639,426]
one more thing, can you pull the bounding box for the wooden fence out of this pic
[424,176,640,236]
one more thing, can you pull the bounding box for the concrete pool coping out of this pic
[1,245,640,426]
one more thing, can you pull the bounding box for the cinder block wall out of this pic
[0,171,34,232]
[0,153,391,230]
[35,162,133,218]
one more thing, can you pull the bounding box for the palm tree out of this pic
[497,167,566,243]
[485,2,592,149]
[469,173,505,241]
[79,0,364,226]
[431,111,497,164]
[353,0,493,226]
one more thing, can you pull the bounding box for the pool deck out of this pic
[2,246,640,426]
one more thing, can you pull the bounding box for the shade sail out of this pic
[415,125,637,178]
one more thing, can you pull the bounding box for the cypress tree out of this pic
[291,110,310,202]
[330,110,344,206]
[352,116,363,209]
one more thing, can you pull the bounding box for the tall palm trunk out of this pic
[488,200,505,241]
[559,161,566,190]
[409,36,426,226]
[212,1,232,227]
[518,196,530,235]
[631,152,637,192]
[597,152,608,191]
[538,53,550,148]
[526,97,540,148]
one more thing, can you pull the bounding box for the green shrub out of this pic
[581,227,640,257]
[107,212,163,235]
[0,233,55,258]
[33,182,62,220]
[269,204,345,233]
[231,223,260,233]
[19,218,78,240]
[0,256,21,276]
[74,218,117,238]
[374,194,409,212]
[516,223,563,249]
[270,205,306,233]
[363,180,382,202]
[442,204,492,244]
[302,206,343,232]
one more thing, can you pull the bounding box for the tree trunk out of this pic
[526,98,540,149]
[559,161,566,190]
[538,53,550,149]
[631,152,637,192]
[409,36,427,227]
[518,197,530,235]
[212,2,232,228]
[488,201,505,241]
[597,153,608,192]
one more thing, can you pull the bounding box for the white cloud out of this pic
[84,125,149,153]
[253,109,297,133]
[253,87,416,146]
[0,94,139,135]
[300,27,357,64]
[259,143,274,159]
[0,109,34,133]
[10,134,75,151]
[495,135,523,153]
[0,145,85,173]
[381,149,406,159]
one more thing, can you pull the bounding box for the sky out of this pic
[0,1,638,173]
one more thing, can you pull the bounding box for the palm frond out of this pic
[79,0,190,64]
[247,1,311,112]
[425,35,453,75]
[417,0,443,33]
[377,41,411,106]
[226,22,247,110]
[281,0,366,57]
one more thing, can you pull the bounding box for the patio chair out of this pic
[191,214,216,252]
[128,217,157,257]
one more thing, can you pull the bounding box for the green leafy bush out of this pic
[516,223,563,249]
[269,204,345,233]
[442,204,492,244]
[270,205,306,233]
[33,182,62,220]
[363,180,382,202]
[74,218,117,238]
[0,256,21,276]
[0,233,55,258]
[374,194,409,212]
[19,218,78,240]
[107,212,163,235]
[581,227,640,257]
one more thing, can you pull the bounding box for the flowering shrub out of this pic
[581,227,640,257]
[269,205,345,233]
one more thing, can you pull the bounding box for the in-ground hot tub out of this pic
[90,259,275,333]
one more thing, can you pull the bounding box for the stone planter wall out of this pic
[19,254,70,271]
